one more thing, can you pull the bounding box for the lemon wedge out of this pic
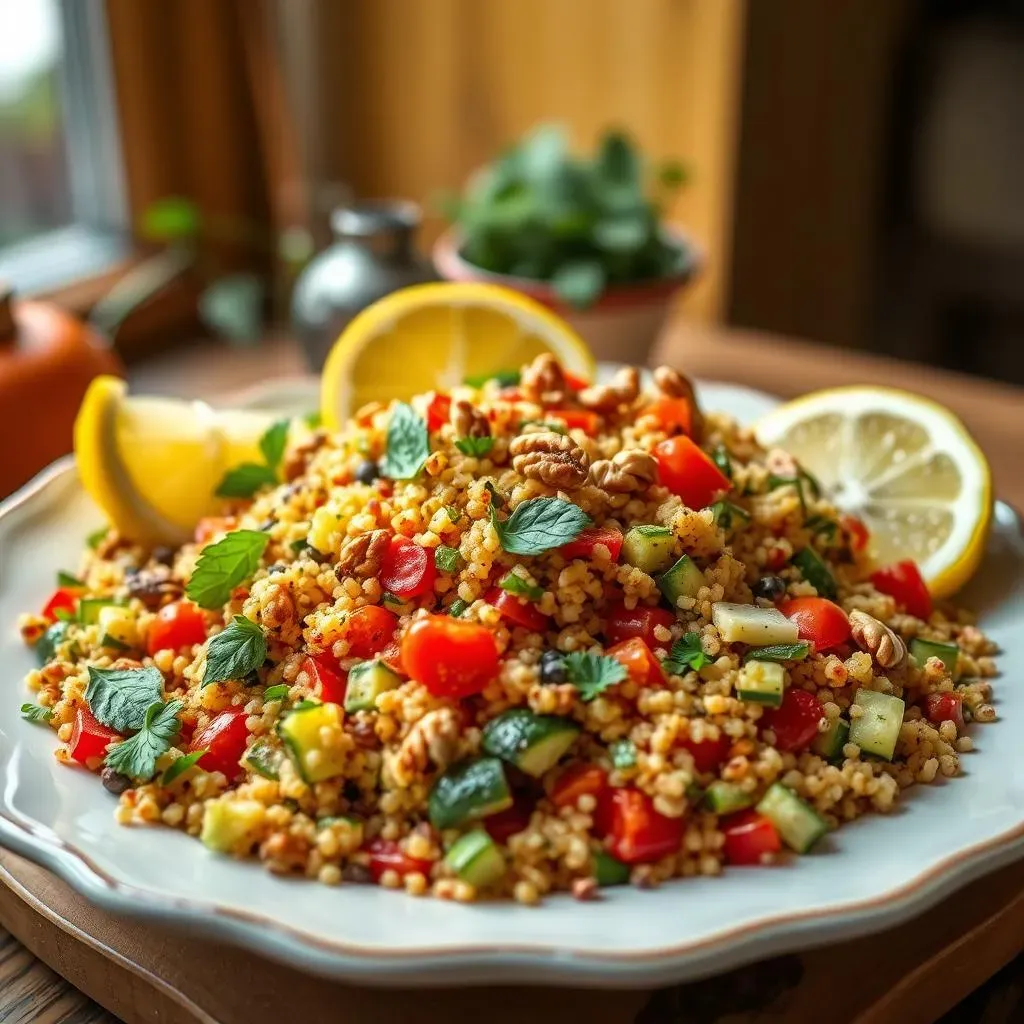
[74,376,275,545]
[754,386,992,597]
[320,282,596,428]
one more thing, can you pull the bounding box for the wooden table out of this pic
[3,323,1023,1024]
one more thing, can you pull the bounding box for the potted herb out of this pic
[434,124,699,363]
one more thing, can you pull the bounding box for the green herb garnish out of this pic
[381,591,405,606]
[464,369,520,388]
[444,505,462,523]
[289,538,309,554]
[294,699,320,711]
[263,683,290,702]
[86,665,165,733]
[86,526,107,550]
[56,570,84,588]
[20,703,53,724]
[804,514,838,541]
[742,642,810,664]
[712,445,733,480]
[454,436,496,458]
[185,530,269,609]
[259,419,291,469]
[498,571,543,601]
[449,598,470,617]
[484,480,505,510]
[563,651,628,701]
[216,463,278,499]
[202,615,267,688]
[434,545,463,573]
[490,497,591,556]
[663,633,710,675]
[304,410,323,430]
[380,402,429,480]
[100,633,130,651]
[162,750,206,785]
[104,699,183,782]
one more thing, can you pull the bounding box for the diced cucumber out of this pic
[736,660,786,707]
[241,736,285,780]
[790,548,837,600]
[35,621,70,666]
[742,642,810,664]
[593,848,631,886]
[756,782,829,854]
[278,702,348,782]
[712,602,799,645]
[200,799,265,854]
[428,757,512,830]
[709,500,751,534]
[848,689,905,761]
[621,525,676,575]
[704,780,755,814]
[910,638,960,680]
[97,604,137,648]
[344,659,402,713]
[657,555,704,607]
[482,709,579,777]
[609,738,637,770]
[445,829,506,888]
[812,717,850,762]
[77,597,127,625]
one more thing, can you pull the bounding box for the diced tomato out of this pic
[840,514,870,554]
[484,794,535,843]
[559,526,624,562]
[925,692,965,732]
[679,733,730,774]
[549,409,600,434]
[646,396,693,437]
[871,560,933,621]
[606,637,666,687]
[301,653,347,705]
[380,536,437,599]
[486,587,550,631]
[366,838,433,883]
[378,639,407,677]
[425,392,452,433]
[68,708,122,767]
[721,810,782,865]
[192,707,250,780]
[42,587,80,623]
[759,688,825,752]
[563,372,590,392]
[551,763,612,834]
[654,436,730,509]
[607,788,684,864]
[605,602,677,647]
[344,605,399,660]
[779,597,850,651]
[401,614,499,698]
[147,600,207,655]
[194,516,236,545]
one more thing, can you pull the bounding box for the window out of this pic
[0,0,128,294]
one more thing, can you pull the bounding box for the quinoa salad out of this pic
[17,355,999,904]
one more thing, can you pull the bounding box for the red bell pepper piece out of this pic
[871,560,933,620]
[654,436,730,509]
[722,810,781,865]
[68,708,122,767]
[606,637,666,687]
[192,707,250,780]
[485,587,550,631]
[558,525,624,562]
[344,605,399,660]
[147,601,208,655]
[607,787,684,864]
[301,652,347,705]
[605,602,676,647]
[759,688,825,752]
[366,838,433,883]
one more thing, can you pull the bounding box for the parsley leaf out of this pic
[434,545,463,573]
[663,633,710,675]
[609,738,637,769]
[105,700,183,782]
[259,419,290,469]
[449,598,470,617]
[563,651,628,701]
[57,570,84,588]
[490,498,591,556]
[186,530,268,609]
[202,615,267,687]
[215,462,278,499]
[21,703,53,724]
[454,436,495,458]
[484,480,505,510]
[381,402,429,480]
[263,683,289,702]
[498,570,543,601]
[86,526,107,550]
[162,750,205,785]
[86,665,165,732]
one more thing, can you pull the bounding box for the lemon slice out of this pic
[320,282,595,428]
[74,376,275,545]
[755,385,992,597]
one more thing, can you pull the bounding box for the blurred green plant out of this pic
[439,124,691,309]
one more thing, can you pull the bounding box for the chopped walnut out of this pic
[849,610,907,669]
[510,431,590,489]
[336,529,389,579]
[450,399,491,439]
[572,877,600,901]
[589,448,658,493]
[520,353,569,406]
[389,707,462,787]
[578,367,639,412]
[258,583,296,633]
[282,430,327,482]
[652,365,704,440]
[125,566,184,610]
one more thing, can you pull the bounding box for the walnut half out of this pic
[849,609,907,669]
[510,431,590,489]
[589,448,658,494]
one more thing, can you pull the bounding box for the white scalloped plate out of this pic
[1,381,1022,988]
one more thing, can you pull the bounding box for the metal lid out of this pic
[331,200,421,239]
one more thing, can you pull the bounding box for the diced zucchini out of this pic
[593,848,631,887]
[621,525,676,575]
[97,604,138,648]
[704,780,755,814]
[482,709,579,777]
[344,659,402,713]
[848,689,905,761]
[712,602,799,645]
[609,738,637,770]
[736,660,786,707]
[910,638,960,680]
[445,829,506,888]
[812,717,850,762]
[278,702,348,783]
[657,554,704,607]
[742,642,810,664]
[709,500,751,534]
[790,548,837,600]
[756,783,829,854]
[77,597,127,625]
[35,621,70,666]
[241,736,285,780]
[200,799,265,854]
[428,757,512,830]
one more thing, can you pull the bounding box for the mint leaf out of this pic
[498,570,543,601]
[609,738,637,769]
[259,419,290,470]
[449,598,469,617]
[454,436,495,458]
[86,665,165,732]
[186,530,268,609]
[162,750,205,785]
[86,526,107,550]
[215,462,278,499]
[202,615,267,687]
[21,703,53,724]
[664,633,709,675]
[104,700,183,782]
[742,642,810,664]
[490,498,591,556]
[263,683,289,702]
[57,570,84,588]
[434,545,463,573]
[563,651,627,701]
[381,402,429,480]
